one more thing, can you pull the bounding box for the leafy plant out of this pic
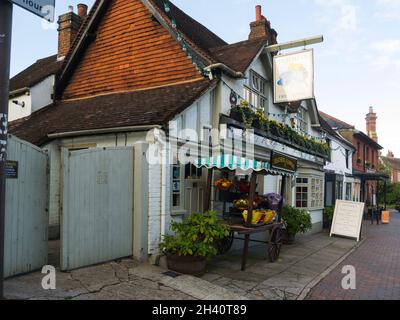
[229,100,330,158]
[281,205,312,235]
[324,206,335,221]
[160,211,230,259]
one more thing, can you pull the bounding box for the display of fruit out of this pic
[214,178,232,191]
[242,210,277,225]
[233,199,258,211]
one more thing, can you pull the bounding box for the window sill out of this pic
[171,209,187,217]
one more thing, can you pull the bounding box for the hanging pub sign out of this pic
[5,160,18,179]
[270,152,297,173]
[273,49,314,104]
[9,0,55,22]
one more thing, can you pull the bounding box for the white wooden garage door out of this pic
[5,135,49,278]
[61,147,134,271]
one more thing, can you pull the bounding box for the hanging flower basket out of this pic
[214,178,233,191]
[230,107,242,122]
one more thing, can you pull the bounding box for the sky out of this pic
[9,0,400,155]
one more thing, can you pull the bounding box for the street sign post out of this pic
[10,0,55,22]
[0,0,13,300]
[1,0,55,300]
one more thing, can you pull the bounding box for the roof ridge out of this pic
[210,38,266,51]
[320,111,354,128]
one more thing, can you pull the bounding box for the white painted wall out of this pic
[31,75,54,113]
[8,75,55,122]
[324,138,352,176]
[8,93,31,122]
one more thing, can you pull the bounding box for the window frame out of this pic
[297,107,308,134]
[244,70,268,112]
[295,175,324,210]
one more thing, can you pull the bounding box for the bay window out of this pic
[295,176,324,209]
[244,70,268,111]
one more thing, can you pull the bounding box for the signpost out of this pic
[330,200,365,242]
[273,49,315,104]
[10,0,55,22]
[0,0,55,300]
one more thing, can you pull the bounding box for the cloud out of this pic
[368,39,400,70]
[375,0,400,20]
[313,0,359,32]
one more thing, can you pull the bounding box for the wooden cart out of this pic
[216,219,284,271]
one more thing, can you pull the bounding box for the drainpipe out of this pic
[203,63,245,80]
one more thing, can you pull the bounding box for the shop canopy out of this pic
[194,154,297,177]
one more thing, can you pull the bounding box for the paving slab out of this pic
[307,211,400,300]
[201,230,357,300]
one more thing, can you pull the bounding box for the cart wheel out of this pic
[268,226,282,262]
[216,231,234,255]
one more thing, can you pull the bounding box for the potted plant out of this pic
[281,205,312,244]
[323,206,334,229]
[253,108,269,131]
[160,211,230,276]
[229,100,255,129]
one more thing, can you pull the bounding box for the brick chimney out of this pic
[387,150,394,158]
[57,4,88,60]
[249,5,278,45]
[366,106,378,142]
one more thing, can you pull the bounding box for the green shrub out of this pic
[324,207,335,221]
[160,211,230,259]
[281,205,312,235]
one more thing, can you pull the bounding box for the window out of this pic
[295,176,324,209]
[335,181,343,200]
[297,107,308,134]
[371,150,375,167]
[357,142,361,158]
[345,183,352,201]
[185,164,202,180]
[172,165,182,208]
[366,147,370,162]
[311,178,324,208]
[345,149,350,169]
[244,70,268,111]
[296,178,309,208]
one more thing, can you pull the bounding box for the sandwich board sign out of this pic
[330,200,365,242]
[10,0,55,22]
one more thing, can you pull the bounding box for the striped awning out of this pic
[194,154,296,177]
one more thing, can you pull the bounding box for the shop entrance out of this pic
[184,164,206,215]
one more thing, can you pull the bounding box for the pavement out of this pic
[4,259,246,300]
[4,220,367,300]
[307,210,400,300]
[199,230,359,300]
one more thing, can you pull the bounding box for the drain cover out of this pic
[163,271,181,278]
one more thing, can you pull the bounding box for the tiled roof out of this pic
[151,0,227,53]
[318,114,354,149]
[209,38,268,73]
[382,157,400,171]
[9,54,62,92]
[10,79,215,146]
[319,111,354,130]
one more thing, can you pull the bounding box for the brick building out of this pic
[321,108,386,206]
[382,151,400,183]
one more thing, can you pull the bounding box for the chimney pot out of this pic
[77,4,88,19]
[256,5,262,21]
